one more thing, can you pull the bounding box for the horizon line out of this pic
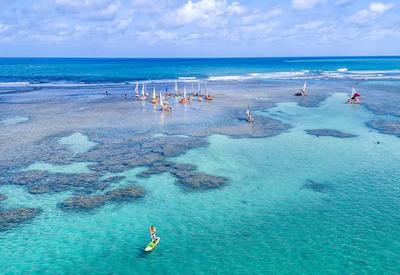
[0,55,399,59]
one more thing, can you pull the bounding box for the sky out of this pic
[0,0,399,57]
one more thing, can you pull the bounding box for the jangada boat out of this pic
[138,83,148,101]
[179,86,189,104]
[347,87,361,104]
[151,85,159,104]
[246,105,254,122]
[159,91,172,111]
[134,81,139,98]
[294,81,307,96]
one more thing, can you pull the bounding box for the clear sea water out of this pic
[0,56,400,84]
[0,57,400,274]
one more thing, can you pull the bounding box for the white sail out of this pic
[159,92,164,106]
[191,82,194,93]
[198,81,201,93]
[184,86,187,98]
[142,83,145,96]
[246,106,250,116]
[175,81,178,93]
[135,81,139,95]
[153,85,156,99]
[303,81,307,93]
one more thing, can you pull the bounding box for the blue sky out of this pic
[0,0,399,57]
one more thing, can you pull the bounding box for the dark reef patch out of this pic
[101,175,126,183]
[302,180,332,193]
[178,173,227,190]
[58,185,145,211]
[136,162,197,178]
[4,170,103,195]
[0,193,7,201]
[305,129,357,138]
[0,207,42,231]
[366,119,400,137]
[137,161,227,191]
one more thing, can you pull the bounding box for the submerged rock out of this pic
[137,161,227,191]
[137,162,197,178]
[104,186,146,202]
[58,186,145,211]
[178,173,227,190]
[302,179,331,193]
[101,175,126,183]
[305,129,357,138]
[366,120,400,137]
[0,193,7,201]
[0,207,41,231]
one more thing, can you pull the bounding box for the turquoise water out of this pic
[1,57,400,274]
[1,90,399,273]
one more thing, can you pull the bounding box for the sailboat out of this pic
[246,105,254,122]
[159,91,172,111]
[204,81,213,101]
[179,86,189,104]
[295,81,307,96]
[138,82,147,100]
[174,81,179,96]
[347,87,361,104]
[135,81,139,98]
[151,85,159,104]
[197,81,203,101]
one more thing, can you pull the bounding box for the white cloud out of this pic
[292,0,324,10]
[369,2,394,12]
[175,0,245,25]
[52,0,121,20]
[350,2,394,23]
[0,23,10,33]
[241,8,282,25]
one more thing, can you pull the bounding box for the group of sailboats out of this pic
[132,80,214,111]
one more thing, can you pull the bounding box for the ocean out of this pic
[0,57,399,274]
[1,57,400,85]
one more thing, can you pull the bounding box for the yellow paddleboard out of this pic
[144,237,160,252]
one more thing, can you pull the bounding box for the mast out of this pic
[159,92,164,106]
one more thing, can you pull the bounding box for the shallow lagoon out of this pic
[0,78,400,274]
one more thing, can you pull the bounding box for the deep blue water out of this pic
[0,57,400,84]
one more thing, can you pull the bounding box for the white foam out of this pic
[208,75,252,81]
[337,68,348,72]
[0,82,30,86]
[178,77,197,80]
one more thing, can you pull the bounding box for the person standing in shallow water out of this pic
[150,225,157,242]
